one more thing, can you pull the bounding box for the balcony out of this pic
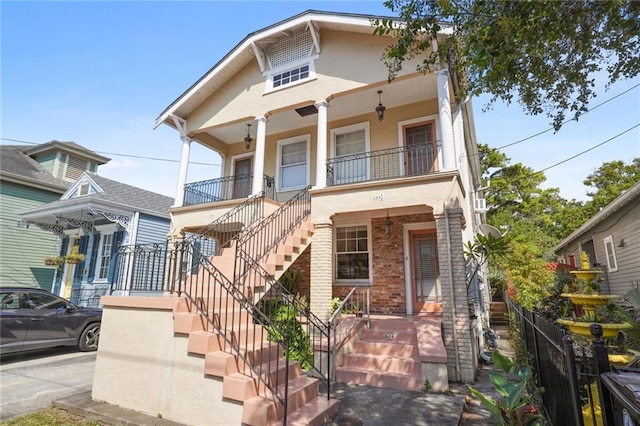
[183,173,275,206]
[326,143,439,187]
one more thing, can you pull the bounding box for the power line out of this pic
[0,137,221,167]
[534,123,640,175]
[495,81,640,150]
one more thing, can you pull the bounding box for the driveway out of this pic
[0,347,97,421]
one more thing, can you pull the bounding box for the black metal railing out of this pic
[326,143,439,187]
[233,186,311,282]
[109,242,168,293]
[183,174,275,206]
[70,286,109,307]
[188,191,266,254]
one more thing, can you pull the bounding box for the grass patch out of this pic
[0,407,102,426]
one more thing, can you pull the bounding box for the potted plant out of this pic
[65,253,86,264]
[44,256,64,268]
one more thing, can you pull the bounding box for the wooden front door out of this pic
[409,230,439,312]
[232,157,253,199]
[403,122,437,176]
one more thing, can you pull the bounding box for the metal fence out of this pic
[183,174,275,206]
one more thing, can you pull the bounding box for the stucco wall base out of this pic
[92,305,243,425]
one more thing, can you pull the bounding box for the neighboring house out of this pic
[93,11,489,424]
[17,172,173,306]
[554,180,640,296]
[0,141,109,290]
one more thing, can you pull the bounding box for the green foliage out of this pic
[267,304,313,370]
[278,268,301,293]
[469,351,543,426]
[329,297,344,317]
[376,0,640,131]
[617,288,640,351]
[500,243,554,310]
[583,158,640,213]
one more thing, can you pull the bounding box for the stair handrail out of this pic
[170,239,290,413]
[234,248,332,385]
[187,191,266,251]
[234,186,311,281]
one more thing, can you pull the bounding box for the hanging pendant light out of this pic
[383,210,394,236]
[244,124,253,150]
[375,90,386,121]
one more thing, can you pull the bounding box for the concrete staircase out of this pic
[335,317,448,392]
[172,216,339,425]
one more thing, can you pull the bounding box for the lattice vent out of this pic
[266,30,314,69]
[65,156,87,180]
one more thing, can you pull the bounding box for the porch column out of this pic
[251,116,267,196]
[174,136,191,207]
[435,207,475,384]
[436,68,456,171]
[310,222,333,320]
[314,101,328,189]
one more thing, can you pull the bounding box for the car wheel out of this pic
[79,322,100,351]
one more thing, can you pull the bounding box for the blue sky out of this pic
[2,1,639,201]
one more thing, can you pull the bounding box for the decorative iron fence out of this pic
[326,142,439,187]
[183,173,275,206]
[109,242,168,294]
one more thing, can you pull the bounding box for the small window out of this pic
[335,224,370,281]
[78,183,90,196]
[265,58,317,93]
[273,65,309,88]
[331,122,370,185]
[603,236,618,272]
[277,135,309,191]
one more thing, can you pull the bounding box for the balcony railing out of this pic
[183,173,275,206]
[326,142,439,187]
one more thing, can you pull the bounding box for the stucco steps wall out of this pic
[335,319,423,392]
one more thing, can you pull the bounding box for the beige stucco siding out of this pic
[185,30,427,135]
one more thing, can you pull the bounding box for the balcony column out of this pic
[174,135,191,207]
[251,116,267,196]
[314,100,329,189]
[436,68,456,171]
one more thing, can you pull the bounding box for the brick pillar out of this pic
[310,222,333,320]
[435,207,475,383]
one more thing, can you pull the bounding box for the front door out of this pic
[232,157,253,199]
[409,230,439,313]
[63,238,80,300]
[404,122,437,176]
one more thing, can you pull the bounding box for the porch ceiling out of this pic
[192,73,438,148]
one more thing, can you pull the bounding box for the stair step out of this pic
[361,329,417,344]
[352,340,419,357]
[242,375,322,426]
[271,396,340,426]
[368,319,417,332]
[335,367,423,392]
[341,353,420,374]
[222,360,301,402]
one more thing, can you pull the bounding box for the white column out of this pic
[436,68,456,171]
[173,136,191,207]
[314,100,328,189]
[251,116,267,196]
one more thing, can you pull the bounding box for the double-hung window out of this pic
[335,224,370,282]
[331,122,370,185]
[603,235,618,272]
[97,233,114,280]
[277,135,309,191]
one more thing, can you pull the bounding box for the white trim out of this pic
[603,235,618,272]
[276,134,310,192]
[402,222,437,315]
[397,115,440,176]
[330,121,371,184]
[93,224,119,283]
[333,220,373,286]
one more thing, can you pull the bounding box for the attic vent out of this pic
[65,156,87,180]
[474,198,487,212]
[266,30,314,69]
[295,105,318,117]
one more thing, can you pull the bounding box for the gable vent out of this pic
[65,156,87,180]
[295,105,318,117]
[266,30,314,69]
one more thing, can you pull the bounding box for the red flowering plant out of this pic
[469,351,543,426]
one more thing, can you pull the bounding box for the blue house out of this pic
[18,172,173,306]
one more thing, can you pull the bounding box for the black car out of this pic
[0,286,101,355]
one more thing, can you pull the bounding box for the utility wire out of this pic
[495,81,640,150]
[533,123,640,175]
[0,137,221,167]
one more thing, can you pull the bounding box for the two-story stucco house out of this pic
[93,11,488,425]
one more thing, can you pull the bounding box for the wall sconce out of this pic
[244,123,253,150]
[619,239,625,248]
[383,210,394,236]
[375,90,386,121]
